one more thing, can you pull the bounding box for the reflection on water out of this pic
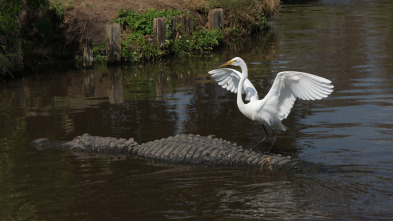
[270,0,393,173]
[1,0,393,220]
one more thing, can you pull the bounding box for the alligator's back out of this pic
[135,134,277,167]
[60,133,329,173]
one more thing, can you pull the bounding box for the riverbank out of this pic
[58,0,280,43]
[0,0,280,79]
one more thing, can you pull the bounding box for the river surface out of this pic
[1,0,393,220]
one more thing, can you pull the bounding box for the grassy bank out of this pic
[110,8,224,63]
[1,0,280,79]
[90,0,279,65]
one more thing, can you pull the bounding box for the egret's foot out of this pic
[249,135,269,151]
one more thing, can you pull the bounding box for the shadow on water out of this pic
[1,0,393,220]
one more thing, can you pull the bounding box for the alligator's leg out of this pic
[249,124,270,151]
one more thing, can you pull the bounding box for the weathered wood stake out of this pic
[106,23,121,64]
[153,17,167,47]
[82,37,93,68]
[207,8,224,30]
[171,15,185,39]
[185,14,194,35]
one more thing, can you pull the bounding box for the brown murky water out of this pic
[1,0,393,220]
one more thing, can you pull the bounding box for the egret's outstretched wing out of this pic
[208,68,259,101]
[262,71,334,120]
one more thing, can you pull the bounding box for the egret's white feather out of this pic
[209,58,334,130]
[260,71,334,123]
[208,68,259,101]
[208,57,334,150]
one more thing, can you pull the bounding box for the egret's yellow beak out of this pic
[218,59,235,68]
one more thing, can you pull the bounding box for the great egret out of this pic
[208,57,334,152]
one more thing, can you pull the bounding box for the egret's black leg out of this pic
[262,123,269,135]
[249,124,270,151]
[266,129,277,153]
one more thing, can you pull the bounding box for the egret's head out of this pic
[218,57,245,68]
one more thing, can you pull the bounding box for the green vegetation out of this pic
[171,29,223,55]
[50,0,78,17]
[1,0,67,79]
[114,9,184,36]
[1,0,279,76]
[92,43,107,64]
[112,9,224,63]
[0,0,23,78]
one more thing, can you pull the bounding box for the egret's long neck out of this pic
[237,62,248,111]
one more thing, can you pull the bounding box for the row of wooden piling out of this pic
[82,8,224,67]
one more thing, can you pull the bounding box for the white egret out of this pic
[208,57,334,152]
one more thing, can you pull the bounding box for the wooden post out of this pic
[153,17,167,47]
[106,23,121,64]
[185,14,194,35]
[82,37,93,68]
[171,15,185,39]
[207,8,224,30]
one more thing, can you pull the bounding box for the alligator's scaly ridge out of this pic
[34,133,332,173]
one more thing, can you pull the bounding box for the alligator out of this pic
[31,133,334,173]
